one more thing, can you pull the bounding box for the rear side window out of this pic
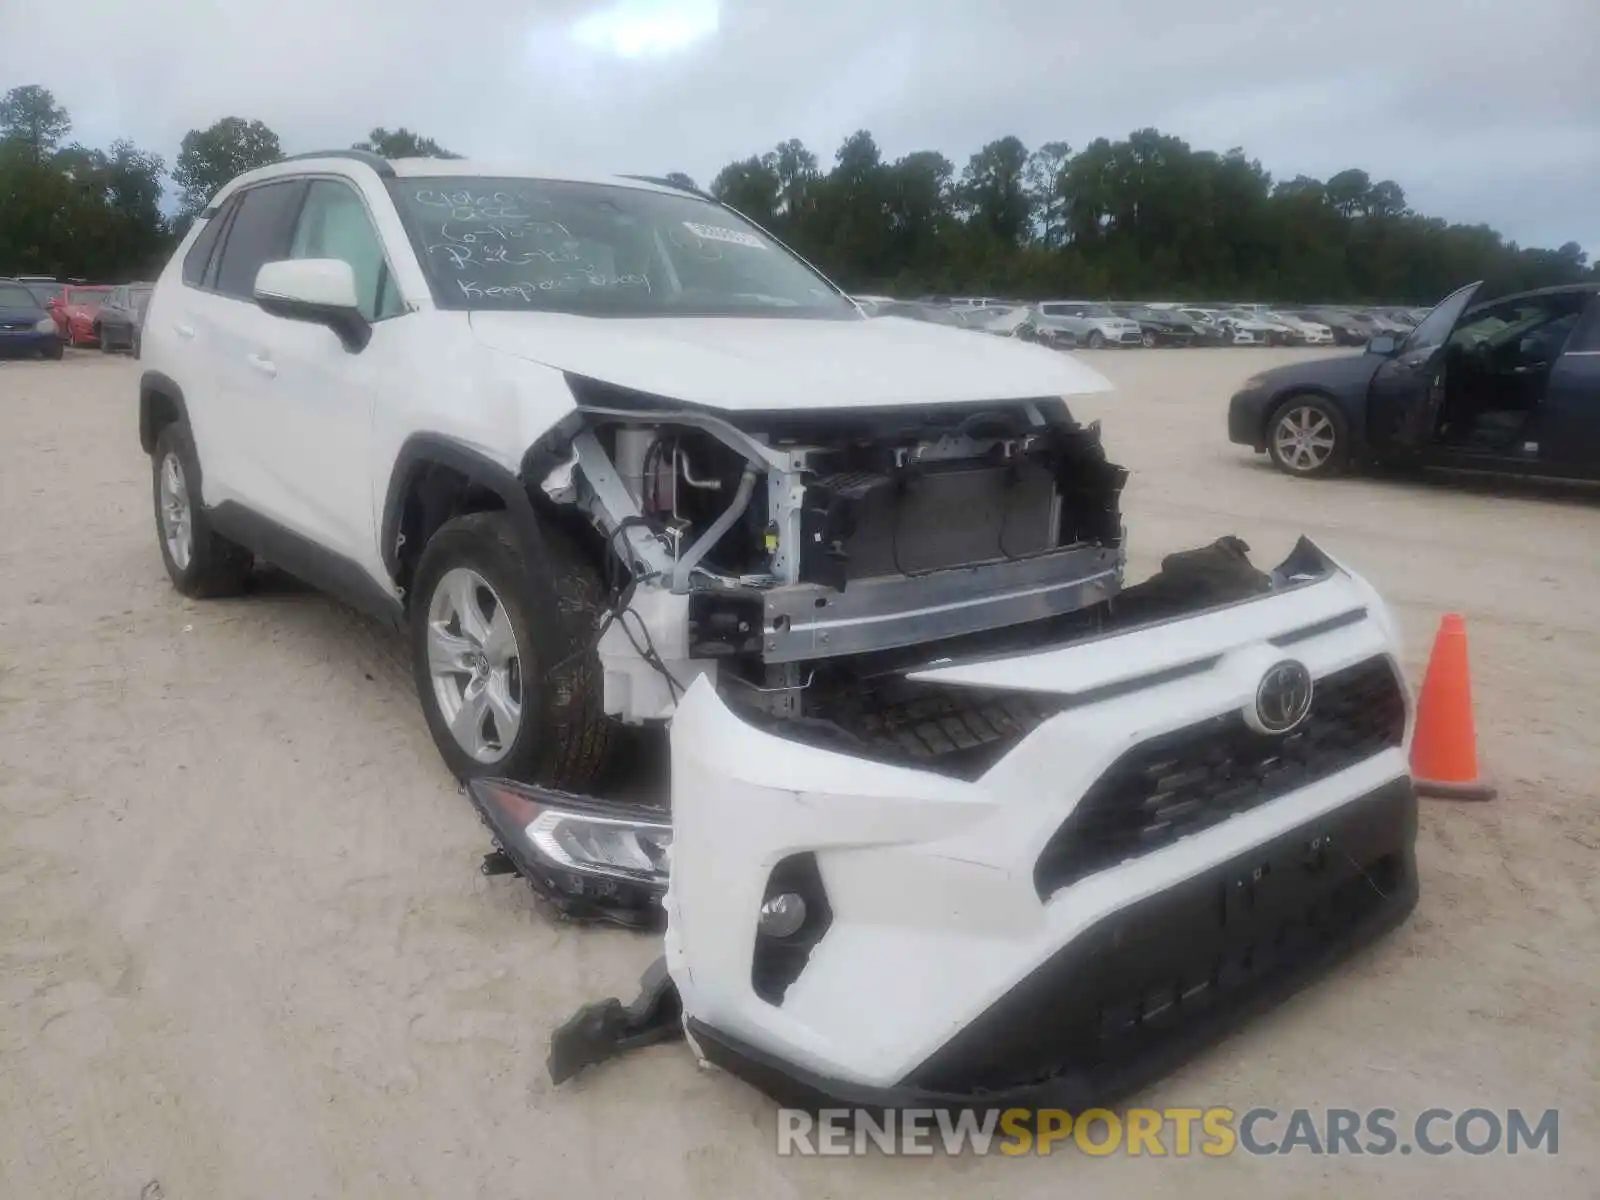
[212,180,307,299]
[182,200,235,287]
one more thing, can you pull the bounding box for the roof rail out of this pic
[620,173,716,202]
[278,149,395,177]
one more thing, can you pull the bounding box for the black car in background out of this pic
[1110,304,1203,347]
[95,282,153,354]
[1228,282,1600,480]
[0,278,64,359]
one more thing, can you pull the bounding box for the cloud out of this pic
[2,0,1595,252]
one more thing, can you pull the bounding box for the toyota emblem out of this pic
[1249,660,1314,735]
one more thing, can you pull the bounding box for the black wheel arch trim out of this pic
[139,370,190,455]
[379,432,551,588]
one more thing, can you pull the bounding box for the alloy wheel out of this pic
[1273,405,1338,473]
[158,451,193,570]
[427,567,523,764]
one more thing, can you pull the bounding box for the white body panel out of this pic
[468,311,1113,410]
[665,557,1410,1087]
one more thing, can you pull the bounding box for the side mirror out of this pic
[254,258,370,352]
[1366,334,1399,356]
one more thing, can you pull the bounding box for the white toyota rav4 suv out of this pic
[139,151,1418,1110]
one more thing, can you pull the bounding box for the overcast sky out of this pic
[4,0,1597,255]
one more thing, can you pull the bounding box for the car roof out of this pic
[219,151,689,203]
[1482,282,1600,303]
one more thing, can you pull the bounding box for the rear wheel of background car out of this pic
[97,326,112,352]
[1086,329,1105,350]
[151,422,255,597]
[1141,330,1157,348]
[409,512,614,789]
[1267,396,1349,478]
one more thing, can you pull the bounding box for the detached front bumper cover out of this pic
[531,536,1418,1110]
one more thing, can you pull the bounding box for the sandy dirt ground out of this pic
[1,347,1595,1199]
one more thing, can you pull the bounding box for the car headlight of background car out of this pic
[34,317,56,334]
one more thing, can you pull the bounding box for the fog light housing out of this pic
[752,853,833,1004]
[467,778,671,928]
[758,892,807,938]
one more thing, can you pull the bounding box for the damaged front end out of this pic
[502,531,1420,1109]
[473,382,1130,926]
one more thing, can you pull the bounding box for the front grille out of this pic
[807,676,1069,781]
[1034,655,1405,898]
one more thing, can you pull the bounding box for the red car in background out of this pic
[49,285,113,347]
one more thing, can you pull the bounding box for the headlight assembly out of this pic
[468,777,670,927]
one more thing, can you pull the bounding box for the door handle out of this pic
[174,323,195,339]
[246,353,277,378]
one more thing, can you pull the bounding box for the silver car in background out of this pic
[1036,300,1144,348]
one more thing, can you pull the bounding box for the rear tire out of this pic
[1266,396,1350,478]
[1086,329,1105,350]
[151,423,255,596]
[1141,330,1157,348]
[97,325,112,352]
[409,512,614,789]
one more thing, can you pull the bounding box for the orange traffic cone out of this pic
[1410,613,1495,800]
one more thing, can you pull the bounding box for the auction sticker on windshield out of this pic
[682,222,766,249]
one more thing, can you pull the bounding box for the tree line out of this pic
[707,130,1594,303]
[2,82,1591,303]
[0,84,458,282]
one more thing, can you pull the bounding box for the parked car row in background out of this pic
[0,276,152,358]
[852,293,1430,350]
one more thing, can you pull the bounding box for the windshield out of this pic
[0,282,41,307]
[67,287,110,308]
[389,177,856,319]
[0,282,39,308]
[20,282,58,304]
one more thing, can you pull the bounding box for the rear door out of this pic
[1364,281,1481,452]
[1533,293,1600,474]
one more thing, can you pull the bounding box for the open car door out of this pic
[1365,281,1482,454]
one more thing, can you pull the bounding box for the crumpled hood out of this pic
[469,311,1114,410]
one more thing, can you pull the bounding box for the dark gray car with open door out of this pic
[1228,282,1600,480]
[96,283,153,354]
